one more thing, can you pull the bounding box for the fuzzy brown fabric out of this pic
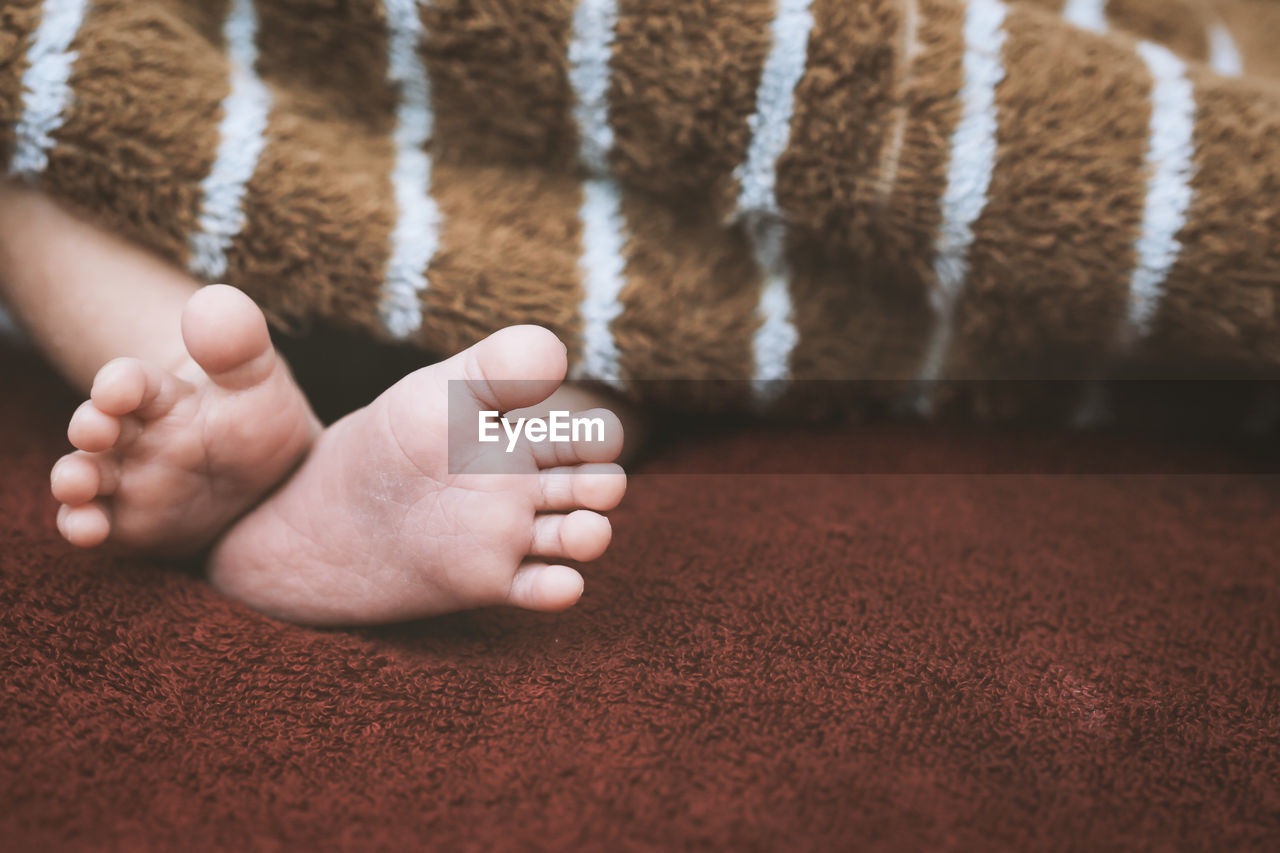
[4,341,1280,848]
[1,0,1279,419]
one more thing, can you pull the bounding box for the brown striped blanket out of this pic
[1,0,1278,417]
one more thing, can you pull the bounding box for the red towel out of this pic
[2,344,1278,849]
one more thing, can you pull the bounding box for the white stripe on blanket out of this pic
[380,0,444,340]
[568,0,618,177]
[1127,41,1196,341]
[734,0,815,218]
[1208,21,1243,77]
[568,0,629,387]
[573,177,630,387]
[874,0,921,203]
[9,0,90,179]
[188,0,272,282]
[736,0,815,401]
[914,0,1008,412]
[748,219,799,404]
[1061,0,1107,33]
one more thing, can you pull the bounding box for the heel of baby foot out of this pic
[181,284,276,390]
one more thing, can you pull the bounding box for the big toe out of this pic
[181,284,275,389]
[449,325,569,412]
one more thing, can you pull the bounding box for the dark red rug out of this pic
[2,343,1278,850]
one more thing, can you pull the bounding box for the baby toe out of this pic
[536,463,627,511]
[67,401,121,452]
[91,357,184,419]
[527,408,625,468]
[57,500,112,548]
[181,285,277,390]
[530,509,612,562]
[463,325,568,410]
[51,451,115,505]
[506,562,584,612]
[90,359,149,415]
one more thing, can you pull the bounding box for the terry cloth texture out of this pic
[2,0,1280,418]
[4,342,1280,848]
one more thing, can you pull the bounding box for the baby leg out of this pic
[0,183,321,553]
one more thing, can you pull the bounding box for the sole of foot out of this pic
[208,325,627,625]
[50,285,321,553]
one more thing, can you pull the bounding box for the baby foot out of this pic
[208,326,627,625]
[49,285,321,554]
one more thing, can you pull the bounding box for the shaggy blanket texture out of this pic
[2,0,1280,419]
[4,343,1278,849]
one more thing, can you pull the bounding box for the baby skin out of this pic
[0,184,626,625]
